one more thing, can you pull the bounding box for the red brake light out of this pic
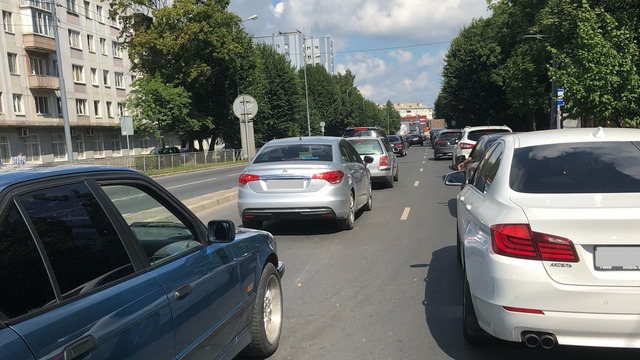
[379,155,389,167]
[459,142,475,149]
[491,224,578,262]
[239,173,260,186]
[312,170,344,184]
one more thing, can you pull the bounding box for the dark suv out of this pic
[342,126,387,138]
[0,165,284,360]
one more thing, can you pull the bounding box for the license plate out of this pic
[266,179,304,190]
[594,246,640,270]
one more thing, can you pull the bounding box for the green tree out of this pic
[301,64,341,136]
[124,75,197,145]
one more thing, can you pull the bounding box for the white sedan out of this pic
[444,127,640,349]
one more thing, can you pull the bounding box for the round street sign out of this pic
[233,94,258,120]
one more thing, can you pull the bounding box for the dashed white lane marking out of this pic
[401,207,410,220]
[420,168,424,172]
[414,181,419,187]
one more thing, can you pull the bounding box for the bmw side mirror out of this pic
[208,220,236,243]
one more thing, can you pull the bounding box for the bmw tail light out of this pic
[491,224,578,262]
[459,142,475,150]
[239,173,260,186]
[312,170,344,184]
[379,155,389,167]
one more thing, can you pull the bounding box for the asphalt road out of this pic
[179,144,640,360]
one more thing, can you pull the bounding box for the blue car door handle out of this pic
[174,284,192,300]
[64,335,97,359]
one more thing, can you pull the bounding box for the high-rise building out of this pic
[0,0,159,164]
[254,32,334,74]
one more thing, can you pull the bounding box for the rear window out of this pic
[342,128,386,138]
[510,142,640,193]
[467,129,510,142]
[387,135,401,143]
[438,132,460,140]
[348,139,383,155]
[253,144,333,163]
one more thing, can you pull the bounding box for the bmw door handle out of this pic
[174,284,192,300]
[64,335,97,359]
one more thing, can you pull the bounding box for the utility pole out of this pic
[52,1,74,162]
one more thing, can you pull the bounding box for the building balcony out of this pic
[23,34,56,52]
[28,75,59,89]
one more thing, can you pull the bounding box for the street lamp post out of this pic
[234,15,258,96]
[278,30,311,135]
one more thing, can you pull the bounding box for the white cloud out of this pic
[388,50,412,63]
[272,2,285,17]
[416,50,446,67]
[336,53,386,81]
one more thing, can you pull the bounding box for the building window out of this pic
[118,102,125,117]
[115,72,124,88]
[66,0,78,13]
[96,5,104,22]
[0,92,3,113]
[3,11,13,33]
[56,96,62,116]
[110,134,122,156]
[74,133,85,159]
[34,96,49,114]
[52,133,66,160]
[91,68,98,85]
[69,30,81,49]
[72,65,84,82]
[51,60,59,76]
[87,34,95,52]
[93,134,104,157]
[94,100,101,117]
[31,57,46,75]
[100,38,107,55]
[25,134,42,163]
[84,1,91,19]
[76,99,87,115]
[103,70,110,87]
[0,134,10,164]
[131,75,137,84]
[13,94,23,114]
[32,11,52,36]
[112,41,123,58]
[8,53,18,74]
[106,101,113,118]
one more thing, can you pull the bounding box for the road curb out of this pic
[183,188,238,214]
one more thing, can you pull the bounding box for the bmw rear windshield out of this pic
[510,142,640,193]
[253,144,333,163]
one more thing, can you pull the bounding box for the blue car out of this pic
[0,165,284,360]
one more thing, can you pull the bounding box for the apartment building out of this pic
[0,0,166,165]
[254,32,334,73]
[392,102,434,133]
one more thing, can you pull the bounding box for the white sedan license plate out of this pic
[594,246,640,270]
[266,179,305,190]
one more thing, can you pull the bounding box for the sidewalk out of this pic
[181,188,238,214]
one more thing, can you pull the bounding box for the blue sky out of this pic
[229,0,491,107]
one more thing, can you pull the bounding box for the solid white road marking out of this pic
[401,207,410,220]
[165,178,216,189]
[414,181,419,187]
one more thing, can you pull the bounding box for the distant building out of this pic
[254,32,334,73]
[392,102,434,134]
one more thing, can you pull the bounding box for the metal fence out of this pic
[75,149,246,172]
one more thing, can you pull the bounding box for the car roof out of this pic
[503,127,640,149]
[262,136,343,147]
[463,125,511,132]
[0,165,138,192]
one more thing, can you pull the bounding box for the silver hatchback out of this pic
[346,136,399,188]
[238,137,373,230]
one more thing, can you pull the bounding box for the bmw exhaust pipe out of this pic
[522,332,540,348]
[539,334,557,349]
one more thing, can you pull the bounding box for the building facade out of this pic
[254,32,334,73]
[0,0,169,165]
[392,102,434,133]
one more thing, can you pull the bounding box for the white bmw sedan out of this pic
[238,136,373,230]
[444,127,640,349]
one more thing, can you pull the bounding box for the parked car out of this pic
[429,128,444,147]
[408,133,424,146]
[0,165,284,360]
[238,136,373,230]
[433,129,462,159]
[452,125,512,168]
[457,133,509,189]
[149,146,181,155]
[443,127,640,349]
[347,136,399,188]
[341,126,388,138]
[386,135,407,157]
